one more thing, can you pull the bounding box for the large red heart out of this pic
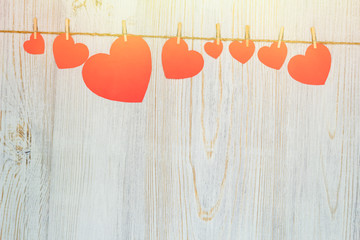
[204,40,223,59]
[229,40,255,64]
[288,43,331,85]
[82,35,152,102]
[23,33,45,55]
[53,33,89,69]
[258,42,287,70]
[162,38,204,79]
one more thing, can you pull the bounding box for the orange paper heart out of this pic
[229,40,255,64]
[204,40,223,59]
[23,33,45,55]
[258,42,287,70]
[82,35,152,102]
[288,43,331,85]
[53,33,89,69]
[162,38,204,79]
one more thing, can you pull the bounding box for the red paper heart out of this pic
[204,40,223,59]
[53,33,89,69]
[258,42,287,70]
[82,35,152,102]
[162,38,204,79]
[288,43,331,85]
[229,40,255,64]
[23,33,45,55]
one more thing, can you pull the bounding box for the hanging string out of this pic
[0,29,359,45]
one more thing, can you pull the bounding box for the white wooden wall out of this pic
[1,0,359,239]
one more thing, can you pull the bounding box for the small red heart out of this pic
[162,38,204,79]
[23,33,45,55]
[288,43,331,85]
[82,35,152,102]
[258,42,287,70]
[53,33,89,69]
[229,40,255,64]
[204,40,223,59]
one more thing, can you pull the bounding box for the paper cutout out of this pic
[162,37,204,79]
[82,35,152,102]
[258,42,287,70]
[204,40,223,59]
[23,33,45,55]
[288,43,331,85]
[229,40,255,64]
[53,33,89,69]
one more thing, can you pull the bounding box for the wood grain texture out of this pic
[0,0,359,239]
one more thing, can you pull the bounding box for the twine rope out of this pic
[0,29,359,45]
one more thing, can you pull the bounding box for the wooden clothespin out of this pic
[277,26,284,48]
[216,23,221,45]
[33,17,38,39]
[177,22,182,44]
[122,20,127,42]
[311,27,317,49]
[65,18,70,40]
[245,25,250,47]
